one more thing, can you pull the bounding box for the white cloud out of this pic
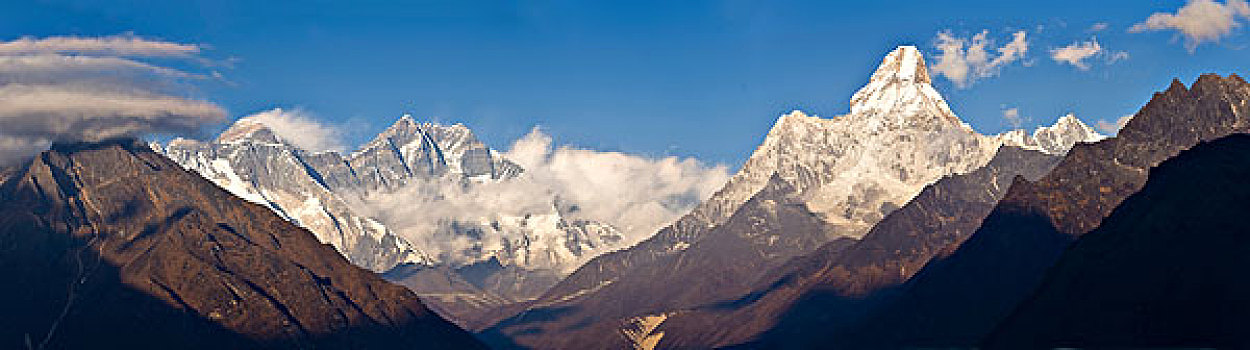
[238,108,346,152]
[1003,107,1025,128]
[0,34,225,165]
[356,127,731,268]
[931,30,1030,88]
[1050,38,1131,70]
[0,33,201,57]
[1129,0,1250,52]
[1051,39,1103,70]
[1090,23,1110,32]
[1095,114,1135,134]
[503,128,730,239]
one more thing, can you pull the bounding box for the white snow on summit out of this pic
[997,113,1106,155]
[654,45,1103,252]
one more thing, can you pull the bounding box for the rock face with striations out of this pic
[0,139,485,349]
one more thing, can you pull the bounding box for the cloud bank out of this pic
[1130,0,1250,52]
[0,34,225,166]
[358,127,731,268]
[503,128,730,238]
[931,30,1029,88]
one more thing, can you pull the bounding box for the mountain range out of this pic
[638,73,1250,348]
[159,48,1102,333]
[159,114,626,325]
[479,45,1105,348]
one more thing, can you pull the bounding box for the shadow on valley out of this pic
[734,200,1073,349]
[476,305,582,349]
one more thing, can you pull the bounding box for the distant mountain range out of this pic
[157,50,1103,333]
[159,115,626,325]
[0,139,483,349]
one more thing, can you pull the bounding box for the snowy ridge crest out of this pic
[162,114,622,277]
[997,113,1106,155]
[659,46,1102,253]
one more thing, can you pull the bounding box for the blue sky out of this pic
[2,0,1248,166]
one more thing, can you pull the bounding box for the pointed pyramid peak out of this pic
[868,45,931,85]
[848,46,961,127]
[1046,113,1103,137]
[1054,113,1084,127]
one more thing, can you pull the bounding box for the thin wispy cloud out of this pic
[1089,23,1110,32]
[0,34,225,165]
[0,33,201,57]
[931,30,1030,88]
[237,108,347,153]
[1107,51,1130,64]
[1051,39,1103,70]
[1129,0,1250,52]
[1049,38,1130,70]
[1002,107,1025,128]
[1095,114,1135,135]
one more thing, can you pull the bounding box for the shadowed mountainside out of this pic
[0,139,485,349]
[985,134,1250,348]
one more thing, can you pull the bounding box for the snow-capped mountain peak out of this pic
[998,113,1106,155]
[848,46,962,129]
[663,46,1001,249]
[162,114,619,289]
[866,45,930,84]
[216,115,283,145]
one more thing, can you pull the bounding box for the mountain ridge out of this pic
[985,133,1250,348]
[480,45,1103,349]
[742,73,1250,348]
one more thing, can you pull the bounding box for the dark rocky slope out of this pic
[985,134,1250,348]
[0,139,485,349]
